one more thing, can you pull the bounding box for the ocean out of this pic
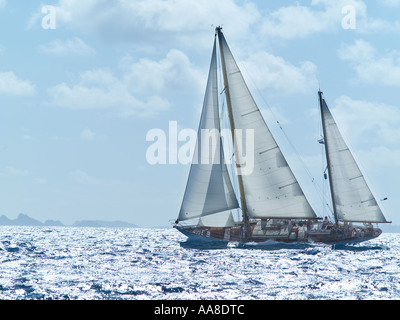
[0,226,399,301]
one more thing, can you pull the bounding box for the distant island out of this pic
[0,213,139,228]
[0,213,398,232]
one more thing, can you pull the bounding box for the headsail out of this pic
[319,91,388,223]
[198,211,236,228]
[178,39,239,222]
[217,30,317,220]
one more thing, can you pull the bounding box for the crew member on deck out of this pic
[321,216,329,230]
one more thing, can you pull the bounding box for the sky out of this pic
[0,0,399,227]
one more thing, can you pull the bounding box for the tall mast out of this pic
[216,27,250,239]
[319,91,339,228]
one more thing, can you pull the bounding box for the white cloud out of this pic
[80,128,96,141]
[52,0,259,46]
[0,72,35,96]
[240,51,318,95]
[71,170,103,185]
[379,0,400,7]
[34,178,48,184]
[40,37,95,56]
[47,68,170,117]
[6,166,28,177]
[331,95,400,145]
[337,39,375,62]
[261,0,400,40]
[47,48,206,117]
[21,134,33,140]
[122,49,205,96]
[24,0,398,47]
[338,39,400,86]
[358,146,400,170]
[261,2,335,39]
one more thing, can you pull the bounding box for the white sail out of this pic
[198,211,236,228]
[218,32,317,220]
[178,39,239,222]
[320,94,388,223]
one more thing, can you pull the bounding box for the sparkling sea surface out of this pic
[0,226,399,300]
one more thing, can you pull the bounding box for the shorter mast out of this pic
[319,91,339,228]
[216,27,250,240]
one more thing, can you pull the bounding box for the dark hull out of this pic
[175,221,382,245]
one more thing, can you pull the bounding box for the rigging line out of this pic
[276,118,327,217]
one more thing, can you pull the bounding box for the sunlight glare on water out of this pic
[0,226,399,300]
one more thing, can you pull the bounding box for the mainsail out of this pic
[319,91,388,223]
[217,29,317,220]
[178,39,239,222]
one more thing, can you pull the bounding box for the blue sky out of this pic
[0,0,399,227]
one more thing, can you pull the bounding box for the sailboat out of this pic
[174,27,390,244]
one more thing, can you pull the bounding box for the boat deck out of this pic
[175,221,382,244]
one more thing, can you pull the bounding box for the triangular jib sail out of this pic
[319,91,388,224]
[198,211,236,228]
[178,39,239,222]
